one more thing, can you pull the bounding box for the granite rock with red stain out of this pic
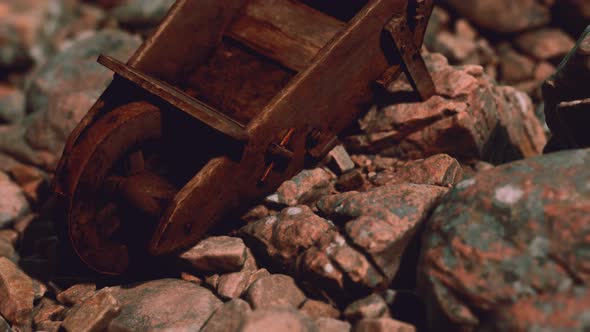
[265,168,334,207]
[419,148,590,331]
[239,205,333,267]
[108,279,222,331]
[317,183,448,282]
[351,53,546,164]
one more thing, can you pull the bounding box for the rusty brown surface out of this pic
[53,0,435,274]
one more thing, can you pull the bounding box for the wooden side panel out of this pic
[227,0,346,72]
[128,0,247,83]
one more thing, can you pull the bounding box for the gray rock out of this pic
[0,87,24,124]
[0,29,141,170]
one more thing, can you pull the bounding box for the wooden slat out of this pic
[227,0,346,72]
[98,55,249,142]
[128,0,247,83]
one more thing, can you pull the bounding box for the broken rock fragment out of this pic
[244,274,306,310]
[179,236,247,274]
[354,318,416,332]
[318,183,447,281]
[61,287,121,332]
[352,53,546,164]
[265,168,333,206]
[0,257,34,331]
[344,294,390,322]
[57,283,97,306]
[370,154,462,187]
[201,299,252,332]
[239,205,333,267]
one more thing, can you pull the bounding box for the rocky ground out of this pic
[0,0,589,331]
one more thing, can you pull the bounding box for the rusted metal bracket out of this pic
[53,0,436,275]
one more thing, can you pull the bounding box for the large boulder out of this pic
[419,148,590,331]
[349,53,547,164]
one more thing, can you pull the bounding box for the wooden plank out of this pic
[385,15,435,100]
[98,55,249,142]
[227,0,346,72]
[128,0,247,83]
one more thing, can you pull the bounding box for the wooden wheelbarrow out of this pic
[53,0,435,275]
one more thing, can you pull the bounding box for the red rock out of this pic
[241,205,270,223]
[216,248,258,300]
[515,28,575,60]
[109,279,222,331]
[0,257,34,331]
[238,308,317,332]
[34,320,61,332]
[498,46,535,83]
[344,294,390,322]
[239,205,333,267]
[455,19,477,41]
[371,154,463,188]
[419,149,590,331]
[201,299,251,332]
[432,31,478,63]
[355,53,547,163]
[0,229,18,246]
[336,169,370,192]
[441,0,551,33]
[0,172,30,229]
[316,318,351,332]
[354,318,416,332]
[299,299,340,320]
[318,184,447,281]
[57,283,96,306]
[62,287,121,332]
[179,236,247,274]
[265,168,333,206]
[32,298,65,325]
[244,274,306,310]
